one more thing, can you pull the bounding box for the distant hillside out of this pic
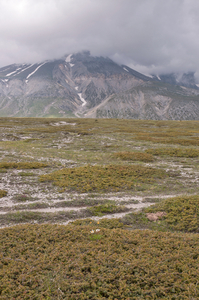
[0,51,199,119]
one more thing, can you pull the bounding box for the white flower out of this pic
[96,229,100,232]
[90,230,94,233]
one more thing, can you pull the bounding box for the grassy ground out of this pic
[0,117,199,298]
[1,117,199,226]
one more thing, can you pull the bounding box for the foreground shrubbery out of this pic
[39,164,166,192]
[0,224,198,299]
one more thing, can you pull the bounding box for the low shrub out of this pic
[146,147,199,158]
[54,199,113,208]
[70,218,124,229]
[121,212,150,229]
[0,162,48,169]
[0,224,198,299]
[0,210,91,226]
[39,164,166,192]
[89,203,127,216]
[145,195,199,232]
[13,194,34,202]
[134,134,199,146]
[114,151,154,162]
[0,189,7,198]
[18,172,35,176]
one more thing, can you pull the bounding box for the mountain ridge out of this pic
[0,51,199,119]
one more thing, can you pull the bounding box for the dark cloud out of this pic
[1,0,199,80]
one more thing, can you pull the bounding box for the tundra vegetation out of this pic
[0,117,199,299]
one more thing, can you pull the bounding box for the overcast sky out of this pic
[1,0,199,79]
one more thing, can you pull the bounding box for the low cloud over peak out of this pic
[1,0,199,80]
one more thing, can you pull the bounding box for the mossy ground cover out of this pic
[0,224,199,299]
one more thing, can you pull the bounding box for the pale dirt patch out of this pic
[146,211,167,222]
[51,121,76,126]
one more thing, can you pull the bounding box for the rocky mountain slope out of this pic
[0,51,199,119]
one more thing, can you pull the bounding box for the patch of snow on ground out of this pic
[196,84,199,88]
[78,93,87,106]
[75,86,78,90]
[157,75,161,80]
[70,63,75,67]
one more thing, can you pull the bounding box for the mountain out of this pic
[0,51,199,120]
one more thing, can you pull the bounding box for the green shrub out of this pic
[146,147,199,158]
[114,151,154,162]
[0,189,7,198]
[89,203,127,216]
[70,218,124,229]
[89,233,103,241]
[40,164,166,192]
[145,195,199,232]
[0,162,48,169]
[0,224,199,299]
[13,194,34,202]
[18,172,35,176]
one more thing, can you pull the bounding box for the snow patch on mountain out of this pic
[26,62,47,81]
[1,79,9,87]
[143,73,153,78]
[13,64,34,76]
[65,54,73,63]
[78,93,87,106]
[6,68,21,77]
[123,67,129,72]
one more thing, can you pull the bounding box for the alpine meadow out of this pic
[0,117,199,299]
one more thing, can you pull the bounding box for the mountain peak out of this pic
[0,52,199,119]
